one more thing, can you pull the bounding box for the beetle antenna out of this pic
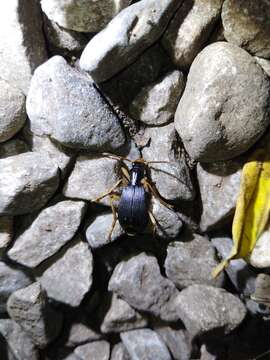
[102,152,133,163]
[146,160,170,164]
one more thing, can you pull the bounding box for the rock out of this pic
[222,0,270,58]
[142,123,195,202]
[111,343,130,360]
[121,329,171,360]
[0,261,31,313]
[175,42,270,162]
[0,139,29,159]
[80,0,182,82]
[251,273,270,308]
[249,229,270,268]
[101,293,148,334]
[26,56,125,151]
[0,320,38,360]
[74,340,110,360]
[63,156,121,206]
[7,282,63,348]
[41,0,132,33]
[109,253,179,322]
[197,160,242,232]
[0,79,26,143]
[0,152,59,216]
[129,70,185,126]
[165,233,224,289]
[162,0,223,68]
[255,57,270,77]
[8,200,86,268]
[175,285,247,338]
[40,241,93,307]
[66,321,101,347]
[0,216,13,251]
[0,0,47,94]
[86,212,124,249]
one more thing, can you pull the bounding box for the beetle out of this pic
[92,153,173,239]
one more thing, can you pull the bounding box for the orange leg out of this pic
[92,179,122,203]
[141,178,173,210]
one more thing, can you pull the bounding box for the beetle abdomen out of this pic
[118,185,149,235]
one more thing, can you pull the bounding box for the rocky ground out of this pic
[0,0,270,359]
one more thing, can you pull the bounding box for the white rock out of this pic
[250,229,270,268]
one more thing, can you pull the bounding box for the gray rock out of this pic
[74,340,110,360]
[63,156,121,206]
[162,0,223,68]
[249,229,270,268]
[80,0,182,82]
[0,139,29,158]
[7,282,63,348]
[121,329,171,360]
[251,274,270,307]
[101,294,148,334]
[66,322,101,347]
[0,320,38,360]
[86,212,124,249]
[222,0,270,58]
[26,56,125,151]
[165,234,224,289]
[109,253,179,322]
[0,0,47,94]
[197,160,242,232]
[41,0,132,33]
[8,200,86,268]
[40,241,93,306]
[175,285,247,338]
[0,216,13,251]
[111,343,130,360]
[255,57,270,77]
[175,42,270,162]
[142,124,195,202]
[0,261,31,313]
[129,71,185,126]
[0,79,26,143]
[0,152,59,216]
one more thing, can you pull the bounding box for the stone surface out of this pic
[27,56,125,151]
[111,343,130,360]
[0,152,59,216]
[41,0,132,33]
[109,253,179,322]
[8,200,86,268]
[197,160,242,232]
[251,273,270,307]
[0,0,47,94]
[63,156,121,207]
[66,321,101,347]
[0,216,13,251]
[80,0,182,82]
[0,139,29,159]
[40,241,93,306]
[0,261,31,313]
[175,42,270,162]
[165,233,224,289]
[86,212,124,249]
[222,0,270,58]
[162,0,223,68]
[7,282,63,348]
[130,70,185,126]
[250,229,270,268]
[101,293,148,334]
[0,320,38,360]
[175,285,247,338]
[121,329,171,360]
[142,123,195,202]
[255,57,270,77]
[0,79,26,143]
[74,340,110,360]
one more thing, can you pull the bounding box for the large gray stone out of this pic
[109,253,179,322]
[175,42,270,162]
[121,329,171,360]
[74,340,110,360]
[7,282,63,348]
[0,79,26,143]
[0,216,13,251]
[256,57,270,77]
[26,56,125,151]
[162,0,223,68]
[40,241,93,306]
[130,71,185,126]
[41,0,132,33]
[111,343,130,360]
[222,0,270,58]
[175,285,247,338]
[66,321,101,347]
[0,152,59,216]
[0,261,31,313]
[142,124,195,202]
[8,200,86,268]
[165,234,224,289]
[80,0,182,82]
[0,0,47,94]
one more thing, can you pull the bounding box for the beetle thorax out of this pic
[130,163,145,186]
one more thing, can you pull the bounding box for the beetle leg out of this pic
[107,194,119,241]
[92,179,122,203]
[141,178,174,210]
[102,152,133,163]
[148,210,157,238]
[121,166,130,182]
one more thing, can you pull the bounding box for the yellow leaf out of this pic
[213,148,270,277]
